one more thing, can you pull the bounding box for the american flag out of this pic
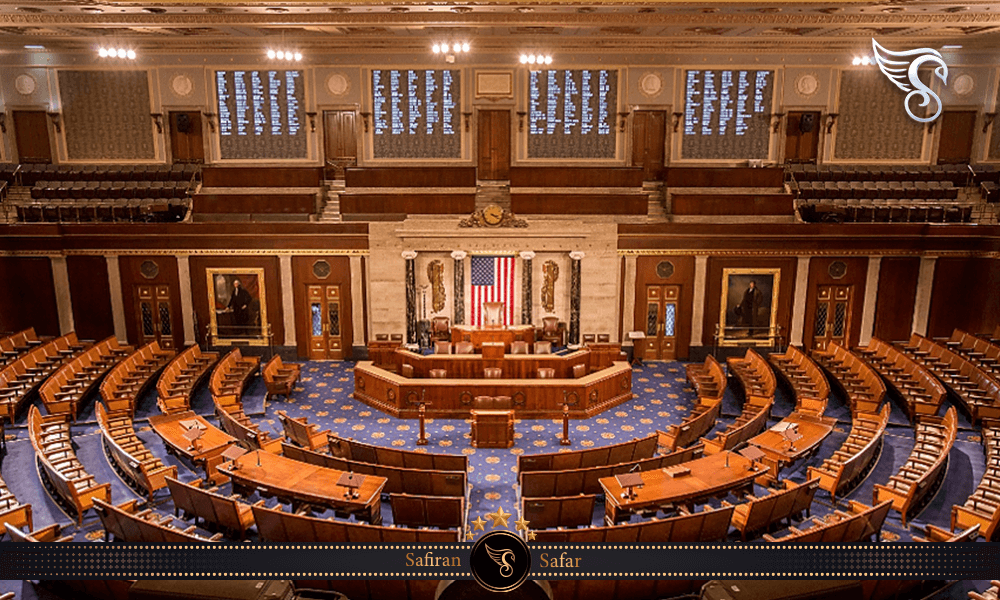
[470,255,515,327]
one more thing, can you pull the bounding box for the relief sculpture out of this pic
[427,260,446,314]
[541,260,559,314]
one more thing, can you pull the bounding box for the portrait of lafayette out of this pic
[719,269,780,345]
[207,268,268,343]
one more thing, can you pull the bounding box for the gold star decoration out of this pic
[490,506,511,529]
[526,530,536,541]
[465,531,474,541]
[514,514,530,532]
[471,515,487,531]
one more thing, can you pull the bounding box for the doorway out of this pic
[936,110,977,165]
[477,110,510,180]
[306,284,344,359]
[168,111,204,164]
[12,110,52,164]
[811,285,854,352]
[323,110,358,179]
[784,111,821,164]
[134,285,177,350]
[631,110,666,180]
[641,285,679,360]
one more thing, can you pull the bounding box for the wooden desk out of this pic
[393,348,594,379]
[748,413,837,483]
[471,409,514,448]
[148,411,237,485]
[598,451,759,525]
[218,450,386,524]
[451,325,534,350]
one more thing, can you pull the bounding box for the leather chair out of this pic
[473,395,512,410]
[482,302,504,327]
[537,368,556,379]
[582,333,596,345]
[540,316,566,347]
[455,341,475,355]
[572,364,588,379]
[400,364,414,378]
[597,333,611,343]
[430,316,451,342]
[510,341,529,355]
[534,341,552,355]
[434,341,452,354]
[429,369,448,379]
[483,367,502,379]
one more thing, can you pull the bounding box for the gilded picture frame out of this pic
[206,267,269,345]
[718,268,781,347]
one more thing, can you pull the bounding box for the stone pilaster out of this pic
[403,251,417,344]
[519,251,535,325]
[569,251,584,345]
[451,251,466,325]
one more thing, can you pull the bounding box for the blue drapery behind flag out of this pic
[470,255,515,327]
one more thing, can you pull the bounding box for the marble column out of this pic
[176,254,196,345]
[569,251,584,345]
[403,251,417,344]
[519,251,535,325]
[50,255,75,335]
[621,255,637,340]
[350,255,365,347]
[690,256,708,347]
[789,256,811,346]
[278,254,296,348]
[912,256,937,335]
[451,251,466,325]
[859,256,882,346]
[106,255,127,341]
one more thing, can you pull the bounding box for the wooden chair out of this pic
[540,316,565,346]
[430,316,450,342]
[278,411,331,451]
[4,522,72,542]
[262,355,301,401]
[165,477,255,539]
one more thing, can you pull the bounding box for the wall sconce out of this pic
[618,112,630,133]
[463,112,472,132]
[47,112,61,133]
[771,112,785,133]
[150,113,163,134]
[0,113,5,134]
[825,113,838,134]
[306,112,317,133]
[516,111,526,132]
[359,112,371,133]
[671,112,683,133]
[203,112,216,133]
[984,113,997,134]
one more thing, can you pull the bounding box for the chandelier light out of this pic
[97,46,137,60]
[266,49,302,61]
[519,54,553,65]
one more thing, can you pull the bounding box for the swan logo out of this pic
[470,530,531,592]
[872,38,949,123]
[486,544,515,577]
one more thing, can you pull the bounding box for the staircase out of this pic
[645,182,667,222]
[1,186,31,223]
[318,180,343,222]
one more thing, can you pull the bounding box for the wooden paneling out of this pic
[12,110,52,164]
[936,110,977,165]
[345,167,477,188]
[189,255,285,346]
[873,257,921,342]
[66,255,115,342]
[192,194,316,214]
[510,167,643,188]
[0,257,58,336]
[511,193,647,215]
[670,194,794,216]
[784,111,821,163]
[702,257,798,346]
[802,257,868,351]
[118,255,183,349]
[928,257,1000,338]
[323,110,358,168]
[202,167,322,188]
[292,256,353,358]
[665,167,784,188]
[634,256,695,359]
[478,110,511,180]
[338,194,475,215]
[631,110,666,181]
[168,111,204,164]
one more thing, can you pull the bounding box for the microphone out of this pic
[629,464,640,473]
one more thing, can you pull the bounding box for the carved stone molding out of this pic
[459,209,528,228]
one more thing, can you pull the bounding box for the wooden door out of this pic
[135,285,176,350]
[306,284,344,359]
[631,110,666,180]
[168,111,204,164]
[640,285,679,360]
[937,110,977,164]
[811,285,853,352]
[784,111,821,163]
[477,110,510,180]
[12,110,52,164]
[323,110,358,179]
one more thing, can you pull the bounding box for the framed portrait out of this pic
[718,268,781,346]
[206,268,269,345]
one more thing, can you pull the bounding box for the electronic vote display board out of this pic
[527,69,618,159]
[215,69,307,160]
[371,69,461,159]
[682,69,774,160]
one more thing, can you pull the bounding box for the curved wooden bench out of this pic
[99,341,174,415]
[807,403,890,502]
[873,406,957,526]
[763,499,892,543]
[0,472,32,536]
[812,341,886,415]
[901,333,1000,424]
[0,332,90,422]
[253,501,460,543]
[701,395,773,454]
[726,349,776,399]
[533,502,735,543]
[517,433,657,472]
[952,420,1000,540]
[855,337,946,420]
[40,336,131,418]
[389,493,464,529]
[262,355,300,401]
[28,405,111,525]
[0,328,45,368]
[93,498,222,543]
[327,431,467,472]
[4,522,72,542]
[213,394,284,453]
[165,476,255,540]
[96,402,177,500]
[943,329,1000,380]
[278,411,331,451]
[769,345,830,417]
[209,348,260,399]
[913,522,980,542]
[730,477,820,541]
[684,355,726,402]
[156,345,218,414]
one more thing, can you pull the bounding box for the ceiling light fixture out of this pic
[266,48,302,61]
[519,54,552,66]
[98,46,137,60]
[432,42,470,56]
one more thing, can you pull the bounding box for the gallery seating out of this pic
[388,493,464,529]
[93,498,222,543]
[96,402,177,500]
[39,336,132,418]
[812,341,886,415]
[4,522,72,543]
[787,162,970,184]
[13,199,190,224]
[951,420,1000,540]
[517,433,657,472]
[943,329,1000,380]
[855,337,947,420]
[328,432,468,472]
[726,349,777,399]
[521,494,597,529]
[684,355,726,402]
[807,403,890,502]
[99,341,174,414]
[0,472,33,536]
[873,407,957,526]
[0,332,89,423]
[156,344,218,414]
[261,355,301,401]
[0,328,46,368]
[209,348,260,399]
[18,162,200,187]
[533,502,735,543]
[900,333,1000,423]
[912,523,980,543]
[213,393,284,453]
[768,345,830,416]
[762,499,893,543]
[700,395,773,454]
[730,477,820,541]
[165,476,255,540]
[278,410,331,451]
[28,405,112,525]
[519,445,702,498]
[252,501,460,543]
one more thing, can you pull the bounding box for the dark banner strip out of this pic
[2,544,999,580]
